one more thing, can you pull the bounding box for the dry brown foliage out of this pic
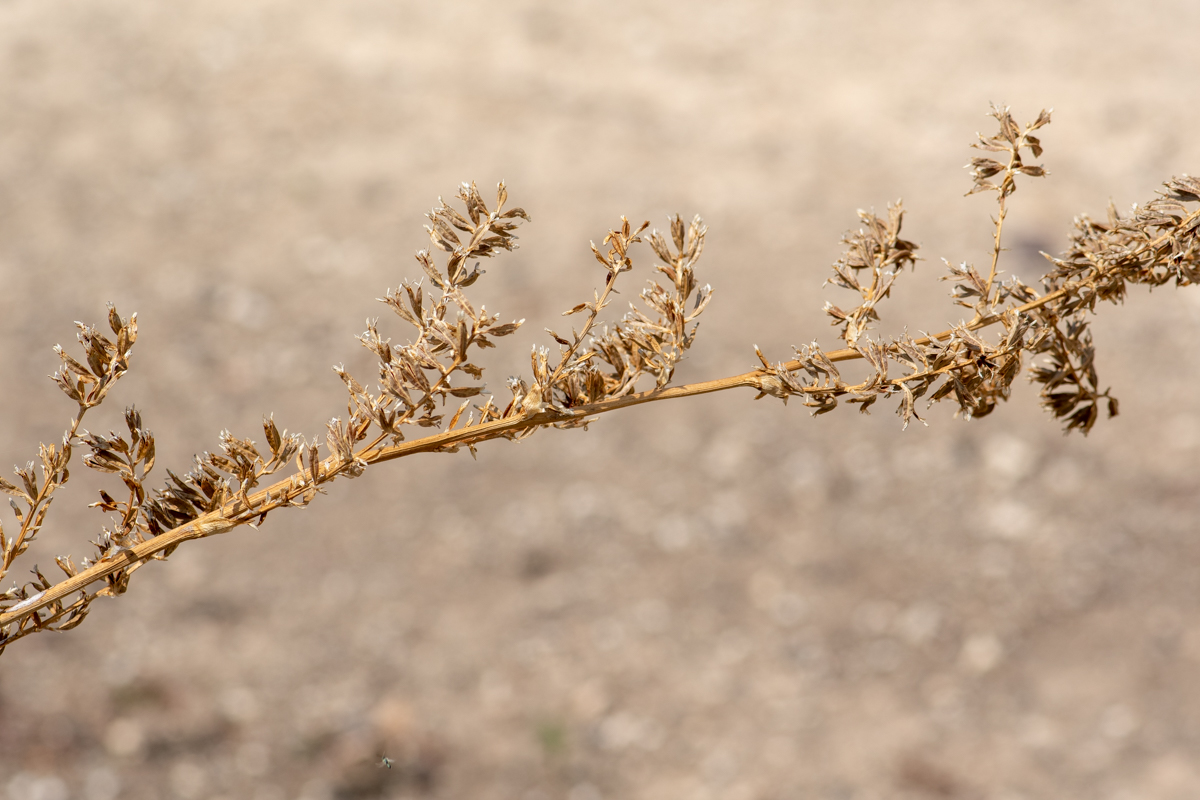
[2,106,1198,654]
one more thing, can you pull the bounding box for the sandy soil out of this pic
[3,2,1200,799]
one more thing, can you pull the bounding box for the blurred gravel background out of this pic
[3,2,1200,799]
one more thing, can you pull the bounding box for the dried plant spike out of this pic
[3,109,1199,653]
[825,202,919,346]
[756,108,1195,434]
[963,106,1053,314]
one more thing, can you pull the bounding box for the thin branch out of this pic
[3,113,1197,650]
[1,226,1186,633]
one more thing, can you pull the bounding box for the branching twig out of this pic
[2,108,1198,652]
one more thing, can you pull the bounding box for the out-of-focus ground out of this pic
[2,2,1200,799]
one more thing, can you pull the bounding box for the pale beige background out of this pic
[3,2,1200,799]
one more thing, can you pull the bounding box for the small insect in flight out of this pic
[378,755,395,769]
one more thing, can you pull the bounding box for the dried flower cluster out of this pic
[752,107,1199,434]
[0,309,139,637]
[2,106,1198,654]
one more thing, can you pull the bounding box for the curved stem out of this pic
[0,282,1071,632]
[4,207,1197,636]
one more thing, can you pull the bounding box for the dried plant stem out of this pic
[979,154,1015,313]
[4,216,1197,636]
[2,203,1191,633]
[4,109,1199,652]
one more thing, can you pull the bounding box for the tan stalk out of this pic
[3,108,1198,650]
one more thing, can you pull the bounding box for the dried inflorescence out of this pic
[752,107,1199,433]
[2,106,1198,653]
[544,214,711,411]
[0,307,140,638]
[823,203,919,349]
[1030,174,1200,429]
